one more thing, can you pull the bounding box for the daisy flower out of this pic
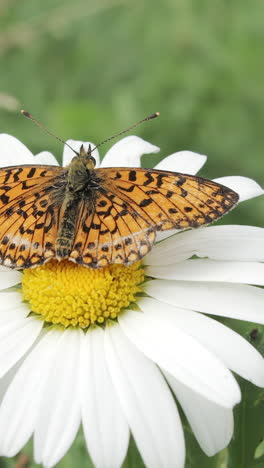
[0,133,263,468]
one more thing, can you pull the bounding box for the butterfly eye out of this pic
[86,157,96,170]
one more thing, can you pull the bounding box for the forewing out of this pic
[69,167,238,268]
[97,167,239,230]
[0,165,64,268]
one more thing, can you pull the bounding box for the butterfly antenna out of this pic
[21,110,79,156]
[91,112,160,153]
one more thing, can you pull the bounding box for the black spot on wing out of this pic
[128,170,137,182]
[27,168,36,178]
[143,172,155,186]
[116,184,135,193]
[139,198,153,207]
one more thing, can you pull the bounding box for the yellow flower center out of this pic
[22,260,144,329]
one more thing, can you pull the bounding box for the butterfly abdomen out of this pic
[55,196,80,259]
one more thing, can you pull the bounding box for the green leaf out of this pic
[255,439,264,460]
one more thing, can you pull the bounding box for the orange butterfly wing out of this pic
[70,190,155,267]
[0,165,64,268]
[69,167,238,267]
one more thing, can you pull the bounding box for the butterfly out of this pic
[0,144,239,269]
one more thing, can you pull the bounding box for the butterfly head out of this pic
[68,144,96,171]
[78,144,96,170]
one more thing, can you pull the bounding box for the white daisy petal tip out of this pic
[101,135,160,168]
[62,140,99,167]
[155,150,207,174]
[165,373,234,457]
[34,151,59,166]
[214,176,264,202]
[0,133,35,166]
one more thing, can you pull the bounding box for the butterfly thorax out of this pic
[66,149,97,193]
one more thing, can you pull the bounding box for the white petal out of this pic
[0,270,22,290]
[214,176,264,202]
[0,316,43,378]
[0,305,29,328]
[155,230,180,242]
[105,324,185,468]
[34,329,81,467]
[0,265,14,272]
[0,361,21,404]
[155,151,207,174]
[80,328,129,468]
[0,329,59,456]
[119,301,240,408]
[34,151,59,166]
[0,307,28,325]
[145,225,264,266]
[0,134,35,166]
[165,372,234,456]
[0,332,44,405]
[143,300,264,387]
[62,140,99,167]
[145,280,264,324]
[0,291,24,313]
[147,259,264,285]
[101,136,159,168]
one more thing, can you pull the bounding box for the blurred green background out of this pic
[0,1,264,467]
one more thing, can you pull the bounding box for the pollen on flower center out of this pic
[22,260,144,328]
